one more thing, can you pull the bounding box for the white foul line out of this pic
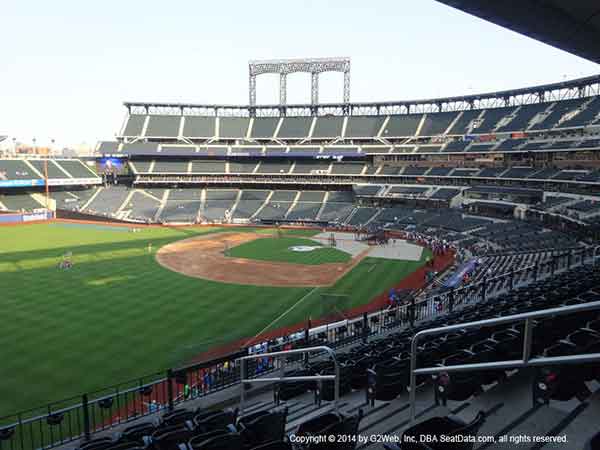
[243,287,319,347]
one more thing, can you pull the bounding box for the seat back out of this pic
[105,442,144,450]
[161,409,196,427]
[249,441,292,450]
[192,433,243,450]
[296,413,341,435]
[241,409,287,446]
[188,432,230,450]
[154,429,194,450]
[195,410,236,433]
[451,411,486,438]
[121,422,156,443]
[80,438,114,450]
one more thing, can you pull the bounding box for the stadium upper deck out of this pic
[105,74,600,148]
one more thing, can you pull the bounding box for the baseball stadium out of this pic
[2,2,600,449]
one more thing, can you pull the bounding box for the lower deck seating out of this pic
[84,186,130,216]
[202,201,234,222]
[347,207,379,226]
[233,200,265,219]
[255,202,291,220]
[286,203,321,221]
[125,192,161,222]
[319,203,355,223]
[160,201,201,223]
[52,189,97,211]
[0,193,45,211]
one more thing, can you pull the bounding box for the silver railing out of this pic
[408,300,600,422]
[239,346,340,415]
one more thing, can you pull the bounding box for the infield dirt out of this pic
[156,232,370,287]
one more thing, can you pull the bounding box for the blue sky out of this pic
[1,0,598,148]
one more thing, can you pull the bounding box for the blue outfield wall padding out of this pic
[0,211,54,223]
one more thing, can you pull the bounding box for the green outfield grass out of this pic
[227,236,351,265]
[0,223,428,417]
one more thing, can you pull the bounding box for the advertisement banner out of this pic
[0,178,100,188]
[0,211,53,224]
[0,179,45,188]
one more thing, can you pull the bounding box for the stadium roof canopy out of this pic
[436,0,600,64]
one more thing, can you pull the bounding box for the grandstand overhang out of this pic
[435,0,600,64]
[124,73,600,116]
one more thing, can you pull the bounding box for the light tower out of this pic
[248,57,351,108]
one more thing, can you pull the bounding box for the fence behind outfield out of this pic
[0,246,597,450]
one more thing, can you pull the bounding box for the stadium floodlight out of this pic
[248,57,351,107]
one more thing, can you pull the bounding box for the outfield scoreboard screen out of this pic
[98,157,127,175]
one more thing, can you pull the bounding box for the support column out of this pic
[343,70,351,103]
[279,73,287,106]
[249,74,256,107]
[311,72,319,105]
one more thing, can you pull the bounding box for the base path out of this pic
[156,232,370,287]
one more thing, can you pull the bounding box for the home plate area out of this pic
[310,232,424,261]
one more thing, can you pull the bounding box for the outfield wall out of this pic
[0,211,54,224]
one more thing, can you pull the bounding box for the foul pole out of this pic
[44,159,50,212]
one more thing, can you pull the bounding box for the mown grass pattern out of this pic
[0,223,428,417]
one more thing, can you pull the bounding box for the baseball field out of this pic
[0,222,431,417]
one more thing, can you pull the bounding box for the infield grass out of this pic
[227,236,351,264]
[0,223,428,418]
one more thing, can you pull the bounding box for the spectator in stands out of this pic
[148,400,160,413]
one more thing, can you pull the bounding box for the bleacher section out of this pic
[447,109,481,134]
[531,98,587,130]
[250,118,279,139]
[0,193,45,211]
[496,103,548,132]
[381,114,422,137]
[472,221,577,251]
[312,117,344,138]
[125,192,161,222]
[53,189,97,211]
[160,201,201,223]
[219,118,250,139]
[474,106,515,134]
[0,160,39,180]
[28,160,66,179]
[153,161,189,173]
[182,116,216,138]
[84,186,130,217]
[286,202,321,221]
[256,161,292,174]
[121,114,146,136]
[145,115,180,138]
[58,160,98,178]
[345,116,385,138]
[277,117,312,139]
[191,160,227,174]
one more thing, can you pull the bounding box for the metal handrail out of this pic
[238,346,340,414]
[305,249,588,340]
[409,299,600,422]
